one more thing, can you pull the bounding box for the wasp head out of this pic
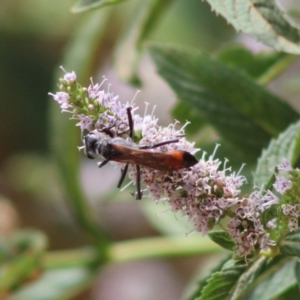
[84,133,98,159]
[84,131,107,159]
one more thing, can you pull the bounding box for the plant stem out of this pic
[109,235,221,261]
[44,236,221,269]
[44,247,98,269]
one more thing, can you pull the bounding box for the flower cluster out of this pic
[49,68,300,259]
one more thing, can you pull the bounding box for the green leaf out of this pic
[208,230,235,251]
[72,0,126,13]
[217,45,285,79]
[280,229,300,257]
[192,256,297,300]
[253,120,300,189]
[206,0,300,54]
[7,266,97,300]
[242,257,297,300]
[113,0,173,85]
[148,43,299,160]
[196,256,297,300]
[196,258,249,300]
[197,257,270,300]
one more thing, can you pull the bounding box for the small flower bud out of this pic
[88,104,94,111]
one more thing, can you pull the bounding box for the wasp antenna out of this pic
[148,139,180,149]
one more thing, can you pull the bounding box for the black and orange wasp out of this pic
[85,107,198,199]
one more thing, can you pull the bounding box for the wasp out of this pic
[85,107,198,199]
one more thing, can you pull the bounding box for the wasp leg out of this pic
[98,160,109,168]
[126,107,134,138]
[136,165,142,200]
[117,163,129,188]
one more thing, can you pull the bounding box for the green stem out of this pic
[257,54,297,86]
[44,247,98,269]
[109,235,220,262]
[44,236,221,269]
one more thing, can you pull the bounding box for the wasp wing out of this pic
[111,144,197,171]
